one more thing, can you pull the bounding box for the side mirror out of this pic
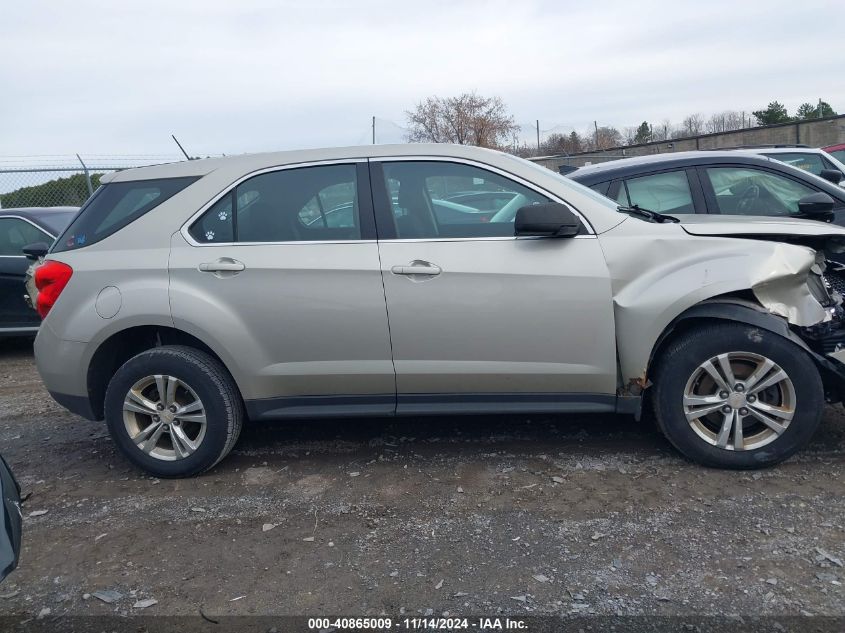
[797,192,835,218]
[820,169,844,185]
[22,242,49,261]
[515,203,580,238]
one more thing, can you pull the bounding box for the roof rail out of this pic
[704,144,811,150]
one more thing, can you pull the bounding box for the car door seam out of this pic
[367,159,399,413]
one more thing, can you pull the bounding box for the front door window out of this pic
[704,167,817,215]
[381,161,551,239]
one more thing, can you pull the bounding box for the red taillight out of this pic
[34,260,73,319]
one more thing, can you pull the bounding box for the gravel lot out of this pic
[0,337,844,623]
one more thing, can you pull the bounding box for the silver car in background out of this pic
[31,144,845,477]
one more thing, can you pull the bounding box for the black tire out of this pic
[104,345,243,478]
[653,323,824,469]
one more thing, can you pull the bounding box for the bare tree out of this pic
[651,119,675,142]
[580,126,622,151]
[680,113,704,137]
[705,110,748,134]
[509,143,535,158]
[622,126,639,146]
[406,93,519,149]
[539,131,583,155]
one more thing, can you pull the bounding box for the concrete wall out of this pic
[530,114,845,172]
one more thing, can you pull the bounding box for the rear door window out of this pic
[53,177,198,252]
[188,164,362,244]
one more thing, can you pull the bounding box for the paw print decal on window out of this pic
[218,211,228,221]
[205,230,215,241]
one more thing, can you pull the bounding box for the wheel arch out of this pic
[643,297,845,402]
[86,325,244,420]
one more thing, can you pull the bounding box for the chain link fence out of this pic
[0,156,187,209]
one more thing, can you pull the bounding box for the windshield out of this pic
[500,153,621,211]
[35,211,77,235]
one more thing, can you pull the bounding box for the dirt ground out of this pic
[0,337,844,622]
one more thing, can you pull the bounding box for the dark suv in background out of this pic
[0,207,77,336]
[568,151,845,224]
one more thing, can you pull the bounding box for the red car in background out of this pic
[825,143,845,163]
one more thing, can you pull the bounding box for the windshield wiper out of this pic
[617,204,680,223]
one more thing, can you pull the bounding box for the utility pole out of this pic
[76,153,93,196]
[372,116,376,144]
[536,120,540,152]
[594,121,599,150]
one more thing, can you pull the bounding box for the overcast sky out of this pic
[2,0,843,160]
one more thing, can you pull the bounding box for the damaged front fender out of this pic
[751,246,832,327]
[598,219,843,395]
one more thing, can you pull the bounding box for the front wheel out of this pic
[104,346,243,478]
[653,323,824,469]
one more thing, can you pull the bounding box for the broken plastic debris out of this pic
[92,590,122,604]
[133,598,158,609]
[815,548,843,567]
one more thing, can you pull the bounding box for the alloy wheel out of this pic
[122,374,207,461]
[682,352,796,451]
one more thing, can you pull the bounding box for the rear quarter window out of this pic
[53,177,198,252]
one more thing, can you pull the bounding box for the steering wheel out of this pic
[489,193,529,223]
[735,184,760,213]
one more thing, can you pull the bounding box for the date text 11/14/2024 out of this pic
[307,617,528,630]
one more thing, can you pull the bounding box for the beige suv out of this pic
[31,144,845,477]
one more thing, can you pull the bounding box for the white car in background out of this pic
[741,146,845,188]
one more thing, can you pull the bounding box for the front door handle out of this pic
[198,258,245,276]
[391,261,442,276]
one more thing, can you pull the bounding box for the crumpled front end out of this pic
[750,246,835,327]
[600,218,845,403]
[711,238,845,401]
[790,256,845,377]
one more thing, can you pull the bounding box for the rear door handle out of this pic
[390,261,442,276]
[198,258,245,275]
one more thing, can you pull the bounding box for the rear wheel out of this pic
[653,323,824,469]
[104,345,243,477]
